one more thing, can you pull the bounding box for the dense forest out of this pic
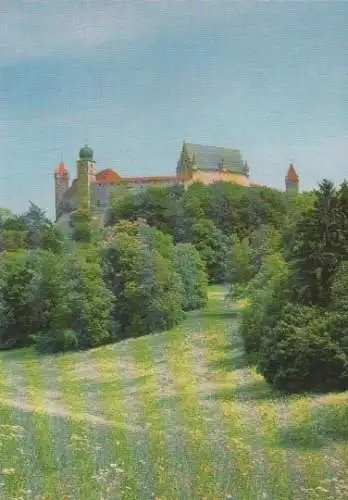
[1,178,348,394]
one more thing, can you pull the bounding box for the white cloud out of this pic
[0,1,150,64]
[0,0,237,65]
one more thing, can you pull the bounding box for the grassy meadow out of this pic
[0,285,347,499]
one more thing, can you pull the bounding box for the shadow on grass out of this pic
[199,309,239,320]
[155,394,182,407]
[207,332,286,403]
[277,426,324,450]
[209,335,253,372]
[0,396,142,438]
[211,346,250,371]
[204,378,284,403]
[0,346,36,362]
[277,400,348,450]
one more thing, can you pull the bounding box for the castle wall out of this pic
[122,179,180,191]
[55,182,78,219]
[55,176,69,218]
[285,179,299,193]
[187,170,250,187]
[92,183,112,211]
[91,178,183,212]
[68,182,78,210]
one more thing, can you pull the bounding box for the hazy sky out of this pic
[1,1,347,218]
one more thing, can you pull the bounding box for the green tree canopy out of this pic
[288,179,343,306]
[102,235,184,338]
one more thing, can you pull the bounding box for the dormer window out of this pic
[219,158,227,172]
[190,153,198,171]
[243,161,250,176]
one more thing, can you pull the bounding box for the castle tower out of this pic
[54,161,69,220]
[76,145,96,210]
[285,163,299,193]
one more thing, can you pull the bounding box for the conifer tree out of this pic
[290,179,341,306]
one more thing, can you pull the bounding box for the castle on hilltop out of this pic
[54,142,299,222]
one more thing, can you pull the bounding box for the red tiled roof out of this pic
[286,164,299,182]
[55,161,69,177]
[92,174,190,185]
[121,175,189,182]
[95,169,121,182]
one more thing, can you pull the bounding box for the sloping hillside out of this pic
[0,287,347,499]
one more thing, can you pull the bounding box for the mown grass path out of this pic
[0,286,347,499]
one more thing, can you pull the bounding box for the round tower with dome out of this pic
[76,144,96,210]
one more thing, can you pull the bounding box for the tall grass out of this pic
[0,286,347,499]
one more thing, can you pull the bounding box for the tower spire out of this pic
[55,160,69,178]
[285,162,299,193]
[54,161,70,220]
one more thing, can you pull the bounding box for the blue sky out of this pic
[1,1,347,218]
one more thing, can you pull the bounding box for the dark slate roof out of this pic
[185,142,244,173]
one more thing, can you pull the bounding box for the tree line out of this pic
[238,180,348,393]
[0,182,285,353]
[2,179,347,394]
